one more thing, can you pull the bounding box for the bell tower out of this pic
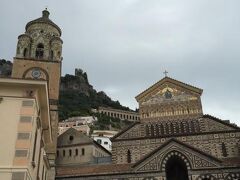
[11,9,63,177]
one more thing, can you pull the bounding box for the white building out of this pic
[58,116,97,136]
[63,116,97,125]
[91,130,118,151]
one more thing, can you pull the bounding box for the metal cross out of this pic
[164,70,168,77]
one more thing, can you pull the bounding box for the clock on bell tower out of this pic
[11,9,63,168]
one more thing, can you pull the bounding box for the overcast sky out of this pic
[1,0,240,125]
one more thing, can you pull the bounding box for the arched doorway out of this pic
[166,155,189,180]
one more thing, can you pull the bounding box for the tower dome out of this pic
[16,9,63,61]
[25,9,62,35]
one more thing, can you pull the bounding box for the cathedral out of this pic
[56,76,240,180]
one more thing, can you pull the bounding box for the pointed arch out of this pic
[35,43,44,59]
[127,149,131,163]
[160,124,165,135]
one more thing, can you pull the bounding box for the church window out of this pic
[195,121,200,132]
[82,148,85,155]
[185,122,190,133]
[35,43,44,59]
[221,142,228,157]
[23,48,27,57]
[170,123,174,134]
[145,125,150,137]
[127,150,131,163]
[165,123,169,134]
[63,150,65,157]
[175,123,180,134]
[69,149,72,157]
[57,150,59,157]
[160,124,164,135]
[150,124,155,137]
[190,121,195,133]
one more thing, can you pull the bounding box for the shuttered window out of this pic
[12,172,25,180]
[17,133,30,140]
[20,116,32,123]
[15,150,28,157]
[22,100,34,107]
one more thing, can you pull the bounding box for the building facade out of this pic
[56,77,240,180]
[92,130,118,151]
[56,128,111,166]
[0,78,51,180]
[8,9,62,179]
[98,106,140,121]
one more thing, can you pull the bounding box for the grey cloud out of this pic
[0,0,239,124]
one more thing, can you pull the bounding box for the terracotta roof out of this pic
[135,76,203,102]
[56,163,132,177]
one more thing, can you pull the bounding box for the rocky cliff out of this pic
[0,59,12,77]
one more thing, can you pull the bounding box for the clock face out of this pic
[31,69,41,79]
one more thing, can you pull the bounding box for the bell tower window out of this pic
[23,48,28,57]
[57,51,61,58]
[50,50,54,60]
[35,43,44,59]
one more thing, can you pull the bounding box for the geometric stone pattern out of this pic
[134,143,220,173]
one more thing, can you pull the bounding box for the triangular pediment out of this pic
[133,139,222,172]
[57,128,92,146]
[135,77,202,105]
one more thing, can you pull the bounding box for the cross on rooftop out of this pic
[163,70,168,77]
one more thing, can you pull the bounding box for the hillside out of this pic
[59,69,131,120]
[0,60,132,121]
[0,59,12,77]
